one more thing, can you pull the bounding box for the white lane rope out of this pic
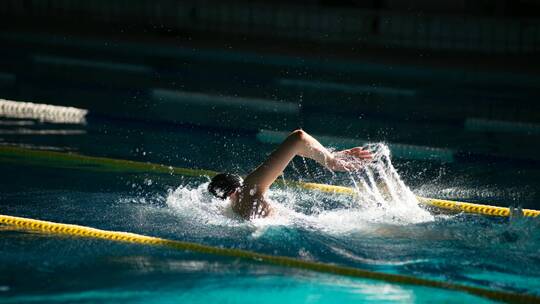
[0,99,88,124]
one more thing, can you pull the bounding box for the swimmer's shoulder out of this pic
[232,188,272,220]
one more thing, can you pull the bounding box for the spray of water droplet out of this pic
[166,143,433,236]
[343,143,433,225]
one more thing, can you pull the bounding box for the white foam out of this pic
[166,183,245,227]
[166,143,433,237]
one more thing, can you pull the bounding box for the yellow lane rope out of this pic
[416,197,538,217]
[1,146,539,218]
[0,214,537,304]
[290,181,540,218]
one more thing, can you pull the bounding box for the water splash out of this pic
[166,183,244,227]
[344,143,433,224]
[166,143,433,235]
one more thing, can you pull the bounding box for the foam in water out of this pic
[344,143,433,224]
[166,143,433,235]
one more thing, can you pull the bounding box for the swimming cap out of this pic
[208,173,243,199]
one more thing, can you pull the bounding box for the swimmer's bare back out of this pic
[231,129,373,220]
[231,193,271,219]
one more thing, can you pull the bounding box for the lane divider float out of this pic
[289,181,540,218]
[0,213,537,304]
[0,99,88,124]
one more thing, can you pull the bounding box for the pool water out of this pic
[1,115,540,303]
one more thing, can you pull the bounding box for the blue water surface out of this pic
[1,117,540,303]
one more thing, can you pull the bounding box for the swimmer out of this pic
[208,129,373,219]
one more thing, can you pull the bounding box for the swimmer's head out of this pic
[208,173,243,200]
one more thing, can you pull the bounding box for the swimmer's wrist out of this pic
[325,153,337,169]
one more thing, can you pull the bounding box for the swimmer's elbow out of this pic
[289,129,308,143]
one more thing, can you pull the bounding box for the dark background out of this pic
[0,0,539,163]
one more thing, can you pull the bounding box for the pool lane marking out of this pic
[7,31,540,88]
[290,181,539,218]
[465,118,540,135]
[0,214,537,304]
[152,89,299,114]
[0,99,88,124]
[33,54,153,74]
[1,145,538,218]
[277,78,417,97]
[0,145,216,177]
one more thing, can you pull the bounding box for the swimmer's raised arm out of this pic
[242,129,372,196]
[208,129,373,219]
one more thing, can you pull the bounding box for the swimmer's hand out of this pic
[327,147,373,172]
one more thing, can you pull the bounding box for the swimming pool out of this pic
[1,112,539,303]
